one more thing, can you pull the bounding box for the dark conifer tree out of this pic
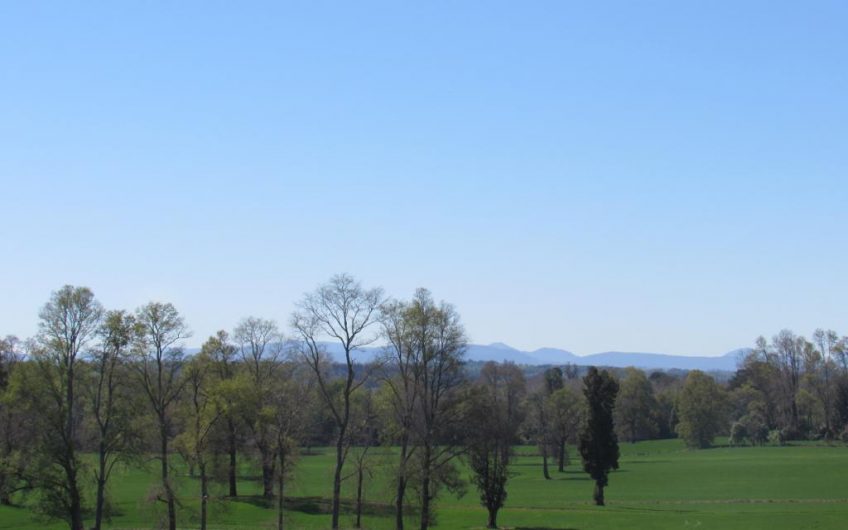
[578,367,619,506]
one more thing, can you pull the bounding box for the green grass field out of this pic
[1,439,846,529]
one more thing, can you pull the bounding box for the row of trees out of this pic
[612,329,848,449]
[1,277,845,530]
[581,329,848,450]
[0,278,601,530]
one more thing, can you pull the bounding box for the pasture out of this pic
[1,439,846,529]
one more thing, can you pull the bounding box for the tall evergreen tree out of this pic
[578,367,619,506]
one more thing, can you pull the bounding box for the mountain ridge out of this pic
[188,341,747,372]
[462,343,745,371]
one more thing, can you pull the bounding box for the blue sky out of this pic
[2,1,846,356]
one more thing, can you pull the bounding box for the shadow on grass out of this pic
[233,495,404,517]
[554,470,590,480]
[236,474,265,482]
[618,505,695,514]
[515,527,579,530]
[299,448,327,456]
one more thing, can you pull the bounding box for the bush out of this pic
[768,429,785,446]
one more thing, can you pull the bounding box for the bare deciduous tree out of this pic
[133,302,190,530]
[380,298,420,530]
[176,346,222,530]
[234,316,283,499]
[291,274,383,530]
[466,361,526,529]
[203,330,241,497]
[87,310,140,530]
[32,286,103,530]
[270,364,304,530]
[771,330,806,435]
[408,289,467,530]
[812,329,839,437]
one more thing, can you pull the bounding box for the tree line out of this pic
[0,275,846,530]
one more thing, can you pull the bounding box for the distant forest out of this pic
[1,274,846,530]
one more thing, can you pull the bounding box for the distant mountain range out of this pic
[188,340,746,372]
[302,341,749,372]
[465,343,747,372]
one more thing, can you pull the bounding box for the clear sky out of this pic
[2,1,846,356]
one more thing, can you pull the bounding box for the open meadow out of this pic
[1,439,846,530]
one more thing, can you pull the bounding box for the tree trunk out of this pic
[355,465,364,528]
[262,456,275,499]
[790,399,799,434]
[395,436,409,530]
[331,430,344,530]
[228,427,238,497]
[94,443,107,530]
[541,446,551,480]
[395,477,407,530]
[0,423,11,505]
[419,476,431,530]
[823,364,832,438]
[65,361,84,530]
[65,453,84,529]
[200,463,208,530]
[593,480,605,506]
[0,479,10,506]
[68,467,84,530]
[277,449,285,530]
[161,420,176,530]
[557,438,566,472]
[166,482,176,530]
[419,444,431,530]
[487,506,498,529]
[0,449,10,504]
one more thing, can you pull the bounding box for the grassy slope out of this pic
[1,439,846,529]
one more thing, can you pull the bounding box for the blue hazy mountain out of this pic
[529,347,581,364]
[318,342,747,371]
[195,341,747,371]
[461,343,745,371]
[465,342,547,364]
[577,349,747,371]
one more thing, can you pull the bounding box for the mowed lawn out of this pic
[1,439,847,529]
